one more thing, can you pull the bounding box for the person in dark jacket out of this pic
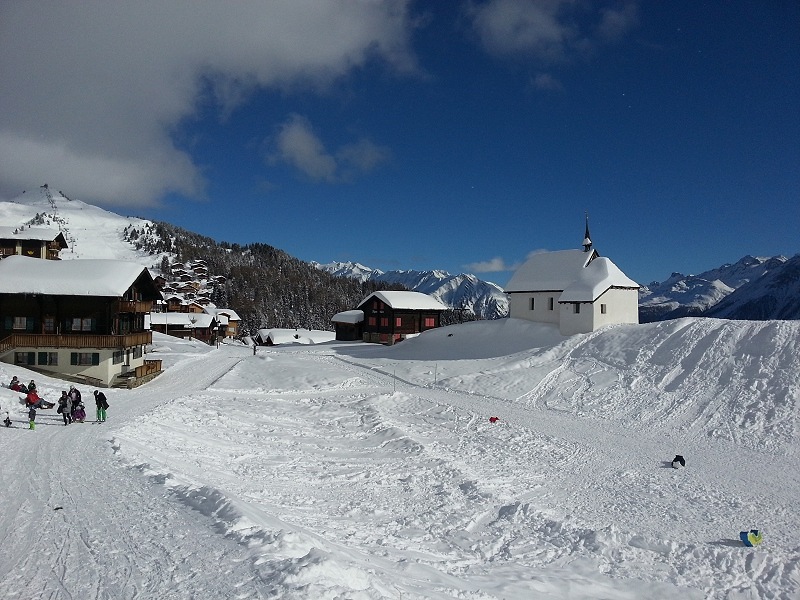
[93,390,108,422]
[58,391,72,426]
[28,406,36,430]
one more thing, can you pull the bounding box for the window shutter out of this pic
[92,353,100,366]
[4,316,11,329]
[27,352,35,364]
[38,352,47,365]
[71,352,78,365]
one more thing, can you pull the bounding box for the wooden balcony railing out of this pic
[114,299,154,313]
[0,331,152,353]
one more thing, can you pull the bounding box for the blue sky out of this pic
[1,1,798,287]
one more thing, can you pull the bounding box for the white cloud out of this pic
[270,114,391,182]
[532,72,564,91]
[467,0,638,63]
[0,1,414,206]
[464,257,519,273]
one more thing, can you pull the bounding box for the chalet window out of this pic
[43,317,55,334]
[601,304,607,314]
[13,316,27,330]
[574,304,580,314]
[424,317,435,328]
[548,297,554,310]
[530,298,535,310]
[368,317,376,327]
[38,352,58,366]
[14,352,35,365]
[380,317,389,327]
[113,350,124,364]
[71,352,100,366]
[69,318,95,332]
[133,346,143,359]
[395,317,402,327]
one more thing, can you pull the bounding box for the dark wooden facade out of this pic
[357,296,443,345]
[0,231,68,260]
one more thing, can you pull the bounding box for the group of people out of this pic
[57,386,87,425]
[6,376,109,429]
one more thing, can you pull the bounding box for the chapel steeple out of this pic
[582,212,592,252]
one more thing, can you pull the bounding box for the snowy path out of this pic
[2,319,799,599]
[0,347,266,600]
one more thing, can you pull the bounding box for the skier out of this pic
[93,390,109,422]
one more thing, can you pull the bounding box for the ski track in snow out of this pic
[1,319,799,599]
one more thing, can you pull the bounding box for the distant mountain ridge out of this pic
[312,261,509,320]
[638,254,799,321]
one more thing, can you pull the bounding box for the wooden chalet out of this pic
[0,226,68,260]
[331,310,364,341]
[357,291,446,345]
[0,256,163,388]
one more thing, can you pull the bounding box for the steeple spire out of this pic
[582,212,592,252]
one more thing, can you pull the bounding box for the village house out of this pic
[147,312,221,345]
[504,223,639,335]
[357,290,447,345]
[0,255,162,387]
[0,226,68,260]
[330,309,365,341]
[204,307,241,338]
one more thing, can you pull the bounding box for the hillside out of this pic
[0,187,397,334]
[0,317,798,598]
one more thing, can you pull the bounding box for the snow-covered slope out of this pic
[315,261,510,320]
[1,318,798,599]
[0,185,169,270]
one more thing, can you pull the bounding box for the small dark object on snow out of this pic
[489,416,499,424]
[672,455,685,468]
[54,506,63,511]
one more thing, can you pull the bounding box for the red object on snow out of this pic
[489,416,499,423]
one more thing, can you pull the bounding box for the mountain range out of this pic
[1,186,798,326]
[312,261,509,321]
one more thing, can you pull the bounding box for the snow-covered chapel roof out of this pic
[504,249,597,292]
[0,255,153,297]
[559,257,640,302]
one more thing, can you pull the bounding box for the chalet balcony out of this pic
[0,331,152,354]
[114,299,154,313]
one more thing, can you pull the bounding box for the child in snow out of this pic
[72,401,86,423]
[94,390,108,422]
[28,406,36,430]
[3,412,11,428]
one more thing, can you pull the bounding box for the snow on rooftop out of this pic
[0,255,152,297]
[147,313,216,328]
[0,226,63,241]
[559,256,640,302]
[359,290,447,311]
[504,249,595,292]
[331,310,364,324]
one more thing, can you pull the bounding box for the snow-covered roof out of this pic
[0,226,65,243]
[205,307,241,321]
[147,313,216,328]
[0,255,154,297]
[331,309,364,324]
[559,257,640,302]
[358,291,447,311]
[504,249,597,292]
[255,328,335,345]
